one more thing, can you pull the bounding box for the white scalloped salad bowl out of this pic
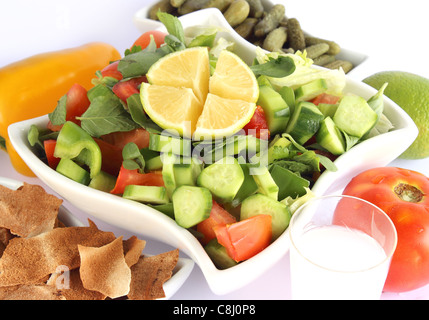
[0,177,195,300]
[8,9,418,295]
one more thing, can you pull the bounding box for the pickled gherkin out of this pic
[254,4,285,37]
[223,0,250,27]
[287,18,306,51]
[234,17,258,39]
[305,43,329,59]
[204,0,233,11]
[246,0,264,18]
[178,0,210,15]
[263,27,287,52]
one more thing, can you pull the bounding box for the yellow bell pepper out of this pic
[0,42,121,176]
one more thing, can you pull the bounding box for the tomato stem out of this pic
[394,183,424,203]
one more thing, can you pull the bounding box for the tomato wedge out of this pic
[132,30,167,49]
[65,83,91,123]
[110,165,164,194]
[112,76,147,103]
[214,214,272,262]
[43,139,60,169]
[197,201,237,245]
[243,105,270,140]
[100,61,123,81]
[46,83,91,131]
[93,138,123,176]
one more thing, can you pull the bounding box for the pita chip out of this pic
[128,249,179,300]
[123,236,146,267]
[0,284,65,300]
[78,236,131,299]
[0,219,115,287]
[0,183,62,237]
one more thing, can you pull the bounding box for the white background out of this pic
[1,0,429,299]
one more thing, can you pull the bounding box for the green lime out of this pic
[363,71,429,159]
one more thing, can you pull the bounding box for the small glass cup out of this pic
[289,195,397,300]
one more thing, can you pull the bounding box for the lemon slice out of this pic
[140,83,202,137]
[209,49,259,103]
[146,46,210,105]
[140,48,259,140]
[194,93,256,139]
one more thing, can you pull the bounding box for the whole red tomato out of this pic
[341,166,429,292]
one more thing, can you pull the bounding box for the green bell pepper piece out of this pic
[54,121,102,179]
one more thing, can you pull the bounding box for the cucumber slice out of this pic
[172,185,212,228]
[197,156,244,202]
[173,157,203,187]
[285,101,324,145]
[145,155,163,171]
[56,158,90,185]
[257,75,273,88]
[251,165,279,200]
[278,85,295,115]
[161,153,177,198]
[316,116,346,156]
[317,103,338,118]
[257,85,291,135]
[149,133,191,156]
[89,170,116,192]
[240,193,291,240]
[333,95,378,138]
[150,203,175,219]
[294,78,328,102]
[205,239,238,269]
[140,148,163,171]
[123,185,169,205]
[269,164,310,200]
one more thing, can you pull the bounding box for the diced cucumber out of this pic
[316,116,346,156]
[231,163,259,207]
[333,95,378,138]
[257,85,291,135]
[251,165,279,200]
[145,155,163,171]
[161,153,177,198]
[89,170,116,192]
[269,164,310,200]
[317,103,338,118]
[257,75,273,88]
[149,133,191,156]
[278,85,295,115]
[294,78,328,102]
[197,156,244,202]
[56,158,90,185]
[173,157,202,187]
[172,185,212,228]
[204,239,238,269]
[285,101,324,145]
[240,193,291,241]
[123,185,169,205]
[150,202,175,219]
[140,148,163,171]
